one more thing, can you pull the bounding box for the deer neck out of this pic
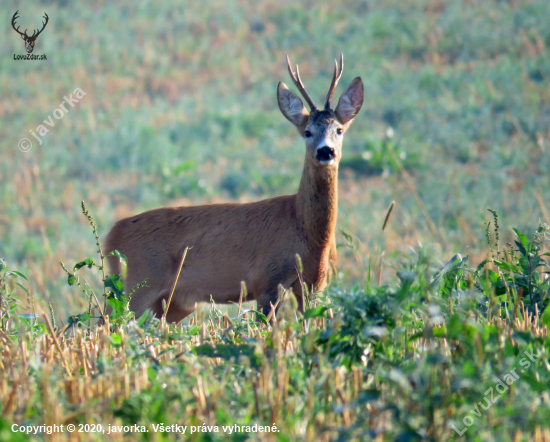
[295,158,338,248]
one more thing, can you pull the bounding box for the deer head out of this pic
[12,11,49,54]
[277,54,364,168]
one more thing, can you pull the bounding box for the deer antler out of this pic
[324,53,344,110]
[30,13,49,39]
[11,11,27,37]
[286,55,317,111]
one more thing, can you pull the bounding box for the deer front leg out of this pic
[257,276,302,317]
[257,291,278,317]
[289,277,305,313]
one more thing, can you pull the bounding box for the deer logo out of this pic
[11,10,49,54]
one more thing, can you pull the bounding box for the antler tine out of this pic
[11,10,26,36]
[324,53,344,110]
[33,13,49,38]
[286,55,317,111]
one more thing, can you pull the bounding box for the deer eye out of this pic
[336,128,343,135]
[304,130,312,138]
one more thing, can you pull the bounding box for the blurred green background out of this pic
[1,0,549,318]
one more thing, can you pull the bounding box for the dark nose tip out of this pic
[316,146,335,162]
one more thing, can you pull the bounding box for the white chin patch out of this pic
[319,159,335,166]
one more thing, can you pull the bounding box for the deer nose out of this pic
[316,146,336,163]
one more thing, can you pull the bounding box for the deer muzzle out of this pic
[316,146,336,165]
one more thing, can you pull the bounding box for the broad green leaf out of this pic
[68,313,92,326]
[515,240,527,257]
[408,331,424,341]
[493,259,521,273]
[73,258,95,271]
[108,295,125,317]
[513,228,529,248]
[253,310,268,325]
[104,274,125,298]
[188,325,200,336]
[5,270,28,281]
[109,250,128,266]
[137,309,152,326]
[303,306,328,319]
[15,283,29,295]
[111,333,122,347]
[476,259,489,272]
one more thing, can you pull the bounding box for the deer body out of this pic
[106,55,363,322]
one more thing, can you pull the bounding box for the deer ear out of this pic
[335,77,364,125]
[277,82,309,128]
[20,34,26,40]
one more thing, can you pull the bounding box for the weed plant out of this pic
[0,205,548,441]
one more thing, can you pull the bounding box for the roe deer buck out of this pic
[105,54,364,322]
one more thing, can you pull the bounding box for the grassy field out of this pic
[1,0,550,440]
